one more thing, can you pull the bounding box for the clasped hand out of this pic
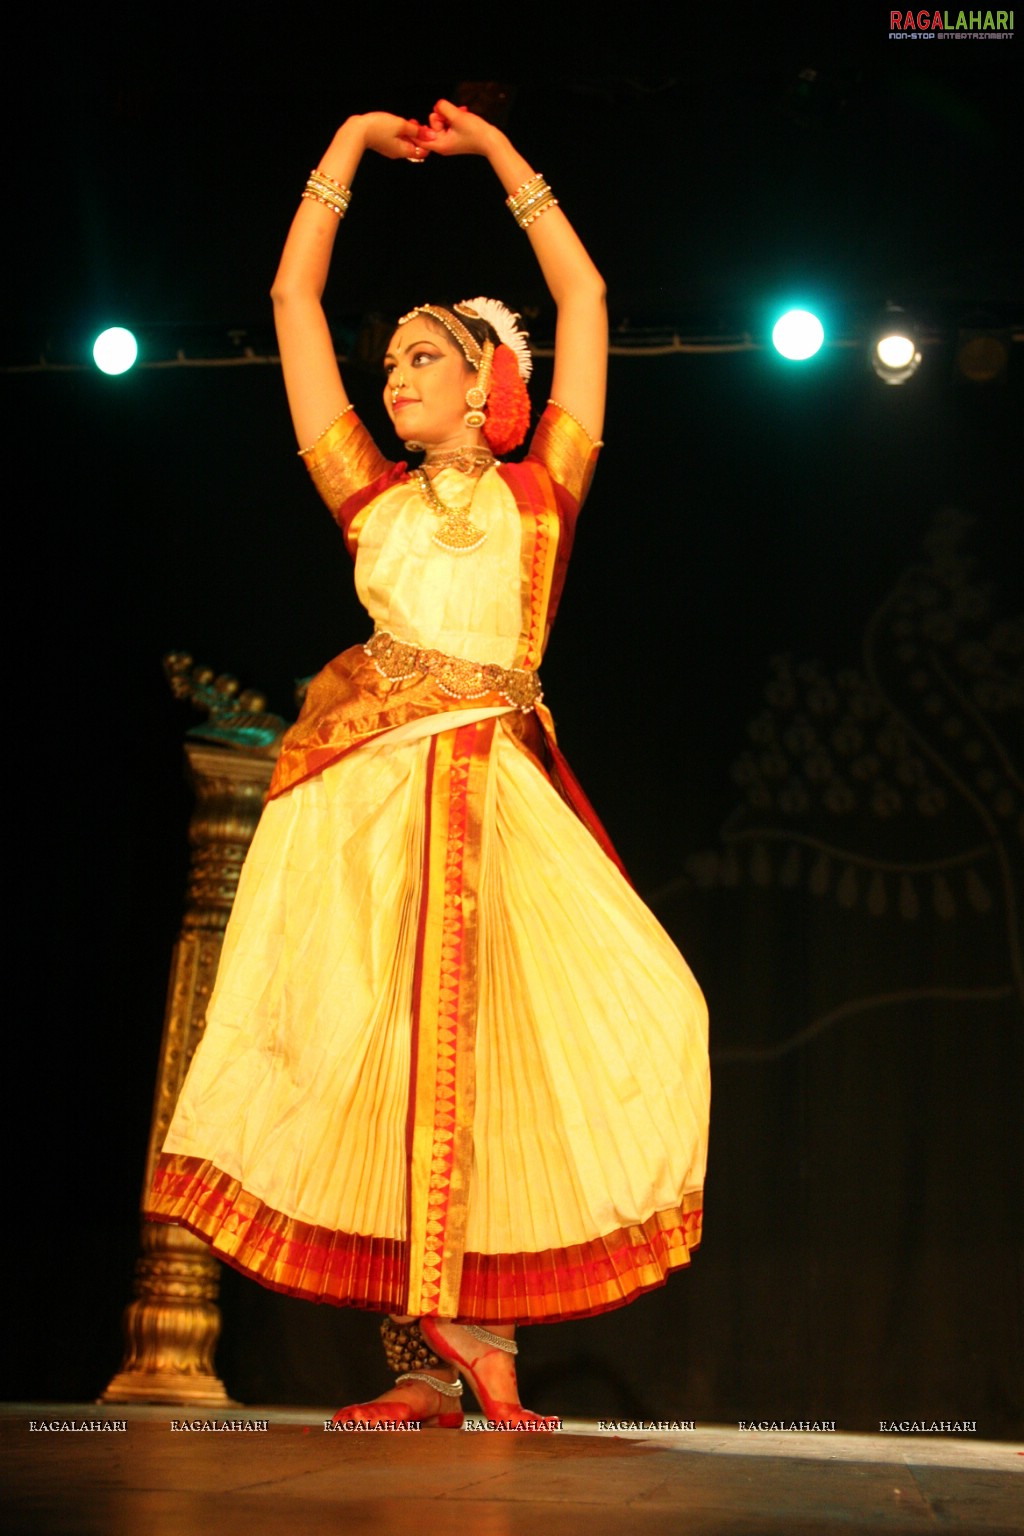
[362,100,494,162]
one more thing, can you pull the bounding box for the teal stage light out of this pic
[771,309,825,362]
[92,327,139,375]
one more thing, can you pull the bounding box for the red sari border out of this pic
[406,720,494,1317]
[145,1153,703,1325]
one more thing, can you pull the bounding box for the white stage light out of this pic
[871,308,921,385]
[771,310,825,362]
[93,327,138,375]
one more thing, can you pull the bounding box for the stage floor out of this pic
[3,1404,1021,1534]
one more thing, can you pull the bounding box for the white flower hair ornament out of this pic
[456,298,533,383]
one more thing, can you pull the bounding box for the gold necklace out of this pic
[423,445,496,474]
[412,467,488,553]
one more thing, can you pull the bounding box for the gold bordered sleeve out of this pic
[527,401,601,515]
[299,410,400,554]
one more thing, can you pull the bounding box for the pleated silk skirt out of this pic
[148,708,710,1322]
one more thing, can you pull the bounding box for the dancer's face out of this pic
[383,320,475,447]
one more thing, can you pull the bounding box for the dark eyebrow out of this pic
[382,333,444,365]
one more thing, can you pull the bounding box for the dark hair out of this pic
[432,303,500,351]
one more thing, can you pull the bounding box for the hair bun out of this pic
[456,298,533,382]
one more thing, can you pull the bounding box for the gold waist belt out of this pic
[365,630,542,713]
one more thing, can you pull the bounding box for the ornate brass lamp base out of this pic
[102,678,284,1407]
[101,1223,235,1406]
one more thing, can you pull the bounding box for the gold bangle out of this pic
[506,173,545,211]
[302,189,350,217]
[301,191,348,217]
[515,194,559,228]
[302,170,352,218]
[507,175,558,229]
[307,171,351,202]
[508,192,550,219]
[312,167,350,192]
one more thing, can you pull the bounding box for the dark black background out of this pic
[3,11,1021,1432]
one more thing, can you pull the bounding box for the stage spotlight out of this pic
[871,307,921,385]
[92,326,138,375]
[771,309,825,362]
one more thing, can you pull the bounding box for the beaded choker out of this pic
[422,445,497,474]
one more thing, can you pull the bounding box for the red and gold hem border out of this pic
[406,722,493,1317]
[145,1153,702,1324]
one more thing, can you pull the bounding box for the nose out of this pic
[389,368,406,399]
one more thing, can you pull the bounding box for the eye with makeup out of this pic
[384,348,441,378]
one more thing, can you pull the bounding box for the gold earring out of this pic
[463,339,494,429]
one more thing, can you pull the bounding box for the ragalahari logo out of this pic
[889,8,1015,35]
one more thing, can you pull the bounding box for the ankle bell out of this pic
[381,1318,446,1373]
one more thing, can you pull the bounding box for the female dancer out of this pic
[146,102,710,1428]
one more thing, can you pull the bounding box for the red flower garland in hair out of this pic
[482,345,531,456]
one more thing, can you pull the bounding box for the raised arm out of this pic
[421,102,608,443]
[271,113,426,450]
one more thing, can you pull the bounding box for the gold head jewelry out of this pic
[397,305,483,368]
